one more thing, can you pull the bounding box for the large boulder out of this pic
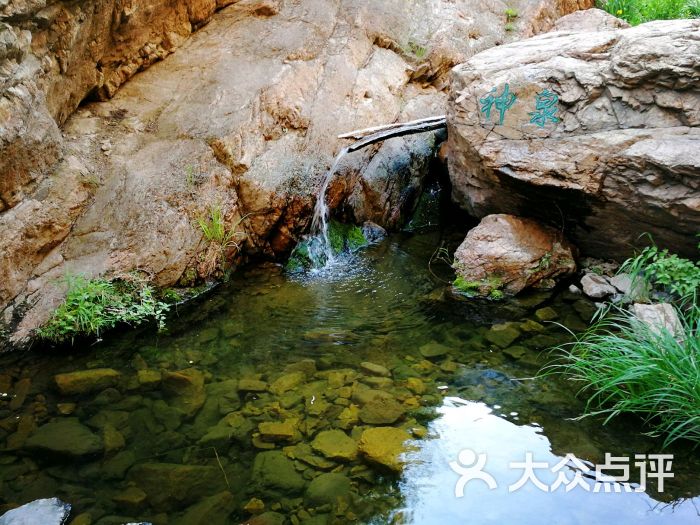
[0,0,592,348]
[447,12,700,261]
[453,214,576,297]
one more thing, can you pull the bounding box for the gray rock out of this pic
[581,273,617,299]
[0,498,71,525]
[630,303,682,337]
[251,451,305,495]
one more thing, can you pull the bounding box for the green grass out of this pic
[599,0,700,25]
[197,205,242,250]
[549,238,700,446]
[37,275,169,344]
[549,302,700,446]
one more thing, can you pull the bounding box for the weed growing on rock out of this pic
[37,275,170,344]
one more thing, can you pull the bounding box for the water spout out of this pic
[307,146,350,266]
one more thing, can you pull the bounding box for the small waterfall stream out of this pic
[305,146,350,267]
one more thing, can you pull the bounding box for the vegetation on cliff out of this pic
[37,275,170,344]
[601,0,700,25]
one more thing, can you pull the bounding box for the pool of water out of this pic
[0,227,698,525]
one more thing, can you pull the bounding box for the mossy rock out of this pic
[453,275,505,299]
[327,220,368,254]
[286,221,368,272]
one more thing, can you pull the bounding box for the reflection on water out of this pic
[0,228,698,524]
[397,399,700,524]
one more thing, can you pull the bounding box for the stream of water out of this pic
[0,222,698,524]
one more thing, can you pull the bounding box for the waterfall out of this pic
[306,146,350,267]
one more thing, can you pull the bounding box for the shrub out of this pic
[620,241,700,304]
[599,0,699,25]
[37,275,169,344]
[550,302,700,446]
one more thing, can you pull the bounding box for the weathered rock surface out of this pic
[453,214,576,296]
[580,273,617,299]
[0,498,71,525]
[631,303,682,337]
[0,0,591,348]
[447,12,700,261]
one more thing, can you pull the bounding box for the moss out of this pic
[453,277,481,296]
[454,275,506,300]
[489,289,505,300]
[346,225,368,252]
[328,221,368,254]
[286,240,314,273]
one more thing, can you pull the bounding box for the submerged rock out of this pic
[359,396,406,425]
[452,214,576,298]
[23,418,103,458]
[162,368,206,418]
[305,473,352,506]
[311,429,358,462]
[358,427,412,473]
[172,491,235,525]
[0,498,71,525]
[251,451,305,496]
[128,462,227,511]
[54,369,121,395]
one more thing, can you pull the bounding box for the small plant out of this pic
[185,165,198,187]
[504,7,519,21]
[504,22,515,31]
[37,275,170,344]
[197,205,248,276]
[406,40,428,59]
[620,239,700,304]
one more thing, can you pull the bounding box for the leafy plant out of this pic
[620,240,700,304]
[504,7,519,21]
[548,302,700,446]
[37,275,170,344]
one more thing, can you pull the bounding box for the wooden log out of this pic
[344,116,447,153]
[338,115,446,140]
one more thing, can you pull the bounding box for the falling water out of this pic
[306,146,350,267]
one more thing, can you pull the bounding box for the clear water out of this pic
[0,227,698,525]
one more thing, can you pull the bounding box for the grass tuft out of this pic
[548,303,700,446]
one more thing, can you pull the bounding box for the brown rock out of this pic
[447,17,700,261]
[453,214,576,296]
[1,0,591,346]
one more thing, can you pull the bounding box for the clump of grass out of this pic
[37,275,170,344]
[549,303,700,446]
[599,0,699,25]
[504,7,519,22]
[196,204,247,276]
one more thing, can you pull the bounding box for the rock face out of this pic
[0,0,591,348]
[453,214,576,296]
[447,12,700,261]
[0,498,71,525]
